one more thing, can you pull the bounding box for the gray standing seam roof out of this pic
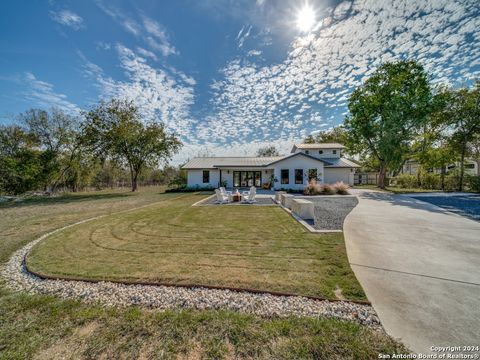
[182,154,359,169]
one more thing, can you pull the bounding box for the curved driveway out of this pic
[344,190,480,353]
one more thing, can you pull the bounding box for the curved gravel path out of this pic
[1,217,381,330]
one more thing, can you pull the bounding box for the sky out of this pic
[1,0,479,162]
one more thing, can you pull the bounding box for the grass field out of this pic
[0,187,406,358]
[27,193,365,300]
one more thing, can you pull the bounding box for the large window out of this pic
[202,170,210,183]
[308,168,317,181]
[295,169,303,184]
[281,169,289,184]
[233,171,261,187]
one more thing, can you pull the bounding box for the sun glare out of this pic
[296,4,316,33]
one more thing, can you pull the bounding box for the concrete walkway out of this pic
[344,190,480,353]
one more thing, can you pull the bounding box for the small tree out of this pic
[256,145,280,157]
[82,99,182,192]
[344,60,432,188]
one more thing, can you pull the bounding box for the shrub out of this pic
[419,171,440,190]
[395,174,418,188]
[443,171,460,191]
[466,175,480,193]
[333,181,350,195]
[303,179,322,195]
[321,184,337,195]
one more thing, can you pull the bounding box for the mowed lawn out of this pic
[27,193,365,300]
[0,187,406,358]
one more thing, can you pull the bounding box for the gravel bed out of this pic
[308,197,359,230]
[1,224,381,330]
[409,194,480,221]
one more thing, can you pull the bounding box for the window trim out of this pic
[202,170,210,183]
[281,169,289,184]
[295,169,303,184]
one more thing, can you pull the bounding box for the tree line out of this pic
[0,99,184,195]
[307,60,480,191]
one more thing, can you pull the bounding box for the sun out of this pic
[296,4,316,33]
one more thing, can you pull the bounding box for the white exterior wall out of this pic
[271,156,325,190]
[324,168,354,185]
[295,148,342,159]
[187,169,220,188]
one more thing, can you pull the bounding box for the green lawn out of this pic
[0,187,406,358]
[27,193,365,300]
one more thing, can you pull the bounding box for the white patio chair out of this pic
[241,187,257,204]
[219,187,233,201]
[214,189,229,204]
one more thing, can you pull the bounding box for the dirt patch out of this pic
[33,322,100,360]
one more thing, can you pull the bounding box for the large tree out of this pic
[304,126,347,144]
[256,145,280,157]
[439,82,480,190]
[344,60,432,188]
[82,99,182,192]
[0,125,44,194]
[20,108,81,191]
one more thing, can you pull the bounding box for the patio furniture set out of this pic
[214,187,257,204]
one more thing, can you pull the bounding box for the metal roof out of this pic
[291,143,346,152]
[323,157,361,168]
[182,156,284,169]
[182,153,358,169]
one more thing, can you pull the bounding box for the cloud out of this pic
[95,1,177,57]
[22,72,80,114]
[195,0,480,152]
[142,16,178,56]
[50,10,84,30]
[80,45,195,140]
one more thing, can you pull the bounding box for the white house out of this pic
[182,143,360,190]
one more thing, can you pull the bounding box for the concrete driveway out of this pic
[344,190,480,353]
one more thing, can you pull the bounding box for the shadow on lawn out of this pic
[0,192,133,208]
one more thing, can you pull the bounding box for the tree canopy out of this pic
[82,99,182,192]
[256,145,280,157]
[344,60,432,188]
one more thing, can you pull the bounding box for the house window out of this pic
[305,150,309,154]
[308,169,317,181]
[295,169,303,184]
[319,150,323,154]
[281,169,289,184]
[465,164,475,169]
[202,170,210,183]
[332,150,337,154]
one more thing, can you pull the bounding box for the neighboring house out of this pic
[401,159,480,176]
[182,143,360,189]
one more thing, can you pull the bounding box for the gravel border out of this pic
[310,197,359,230]
[1,217,381,330]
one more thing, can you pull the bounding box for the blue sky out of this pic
[1,0,479,161]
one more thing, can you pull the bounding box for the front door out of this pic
[233,171,261,187]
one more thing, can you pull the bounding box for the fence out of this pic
[354,172,379,185]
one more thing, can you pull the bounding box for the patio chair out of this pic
[241,187,257,204]
[219,187,233,201]
[214,189,230,204]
